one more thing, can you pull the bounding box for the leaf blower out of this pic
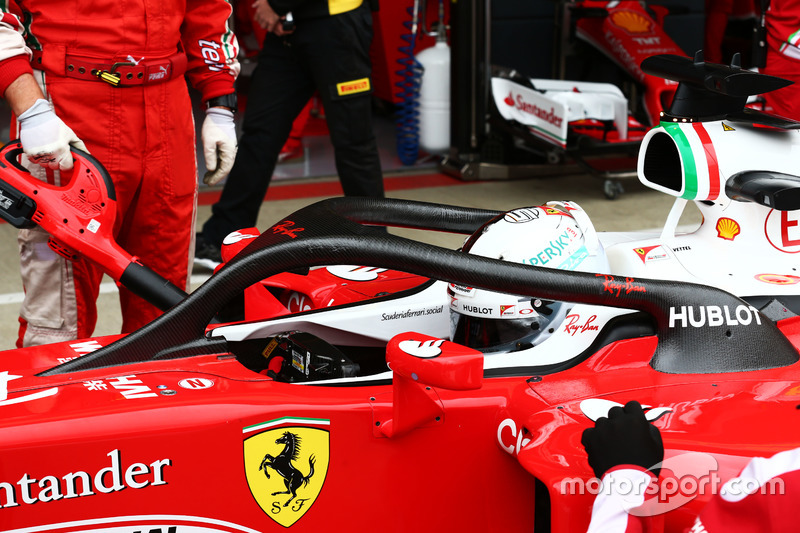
[0,140,188,311]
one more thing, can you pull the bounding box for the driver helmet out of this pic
[449,201,609,353]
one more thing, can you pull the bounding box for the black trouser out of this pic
[202,2,385,247]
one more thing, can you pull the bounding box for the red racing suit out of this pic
[0,0,239,346]
[761,0,800,120]
[587,448,800,532]
[586,466,659,533]
[687,447,800,532]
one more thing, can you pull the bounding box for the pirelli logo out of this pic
[336,77,371,96]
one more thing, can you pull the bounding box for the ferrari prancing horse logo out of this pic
[244,418,330,527]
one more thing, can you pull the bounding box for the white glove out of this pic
[202,107,238,186]
[18,99,88,171]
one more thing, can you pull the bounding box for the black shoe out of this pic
[194,232,222,270]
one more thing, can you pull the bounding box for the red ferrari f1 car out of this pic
[2,191,800,532]
[3,54,800,532]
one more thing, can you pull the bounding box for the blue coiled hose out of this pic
[395,6,422,166]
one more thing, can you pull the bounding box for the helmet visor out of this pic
[450,313,543,353]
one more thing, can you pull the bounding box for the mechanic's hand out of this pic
[18,99,88,171]
[202,107,237,186]
[581,400,664,479]
[252,0,282,33]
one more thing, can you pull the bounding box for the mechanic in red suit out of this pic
[195,0,384,267]
[0,0,240,346]
[582,401,800,532]
[761,0,800,120]
[704,0,758,63]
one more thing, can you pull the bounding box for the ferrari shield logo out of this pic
[244,418,330,527]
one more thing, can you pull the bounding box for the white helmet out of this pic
[449,201,609,353]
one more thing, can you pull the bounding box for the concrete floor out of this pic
[0,164,700,351]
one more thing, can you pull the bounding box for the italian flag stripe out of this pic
[691,122,720,200]
[243,416,331,434]
[790,28,800,47]
[663,122,698,199]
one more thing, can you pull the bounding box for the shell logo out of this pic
[609,11,653,34]
[716,217,740,241]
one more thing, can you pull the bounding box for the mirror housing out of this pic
[377,333,484,438]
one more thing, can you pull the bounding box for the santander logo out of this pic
[503,91,564,127]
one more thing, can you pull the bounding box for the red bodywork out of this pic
[4,197,800,532]
[2,335,538,532]
[218,227,433,319]
[574,0,683,126]
[3,314,800,532]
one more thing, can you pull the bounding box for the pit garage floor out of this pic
[0,113,701,352]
